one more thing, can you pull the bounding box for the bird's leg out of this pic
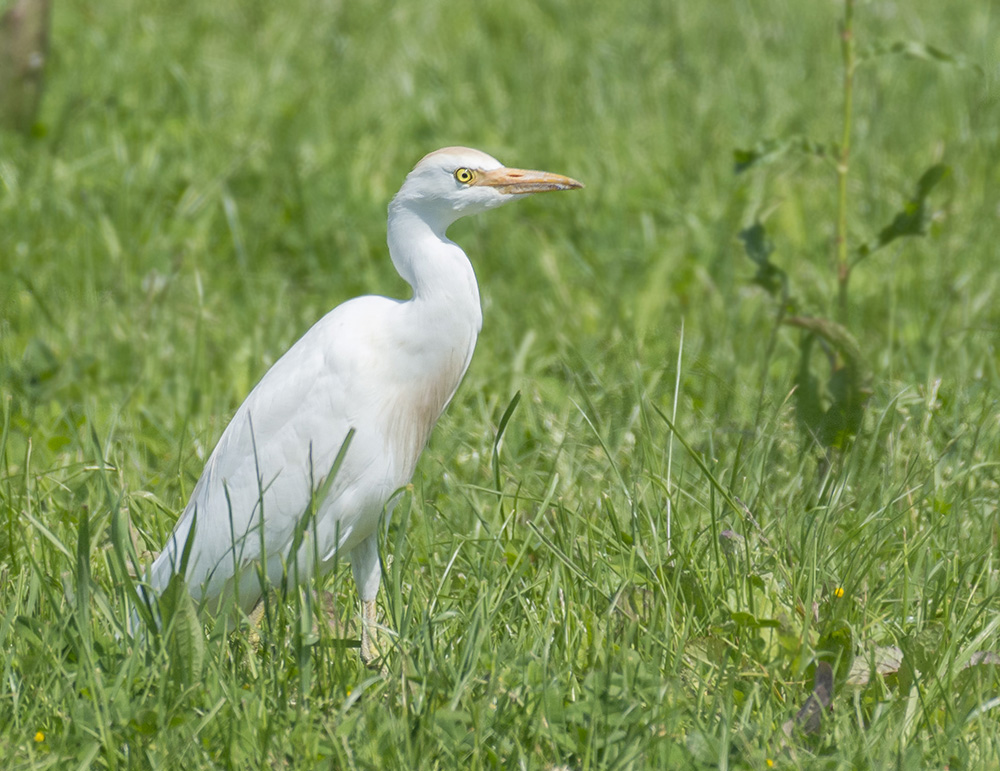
[351,533,383,668]
[359,598,379,666]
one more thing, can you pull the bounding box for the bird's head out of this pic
[390,147,583,232]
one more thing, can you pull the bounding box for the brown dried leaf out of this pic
[846,645,904,686]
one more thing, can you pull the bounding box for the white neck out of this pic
[386,201,483,332]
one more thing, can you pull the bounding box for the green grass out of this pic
[2,0,999,767]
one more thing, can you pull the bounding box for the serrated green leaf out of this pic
[857,164,950,260]
[738,221,786,297]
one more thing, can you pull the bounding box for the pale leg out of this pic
[351,533,382,666]
[360,598,378,664]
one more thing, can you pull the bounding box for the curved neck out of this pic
[387,201,482,326]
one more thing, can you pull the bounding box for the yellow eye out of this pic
[454,168,476,184]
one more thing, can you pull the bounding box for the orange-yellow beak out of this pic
[474,167,584,195]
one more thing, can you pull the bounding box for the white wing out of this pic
[148,296,407,611]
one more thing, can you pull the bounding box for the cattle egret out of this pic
[142,147,582,663]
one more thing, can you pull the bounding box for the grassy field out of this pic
[2,0,999,767]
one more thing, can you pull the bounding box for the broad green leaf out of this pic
[738,221,785,297]
[731,611,757,627]
[160,574,206,688]
[737,222,773,266]
[731,611,781,629]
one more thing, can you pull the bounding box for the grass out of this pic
[1,0,999,767]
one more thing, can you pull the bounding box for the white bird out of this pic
[143,147,582,662]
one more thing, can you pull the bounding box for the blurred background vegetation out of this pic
[1,0,998,767]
